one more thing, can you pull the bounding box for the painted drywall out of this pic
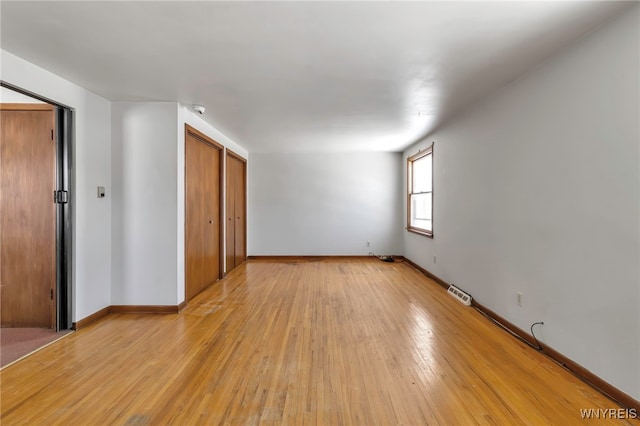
[249,152,403,256]
[111,102,180,305]
[0,86,46,103]
[403,7,640,399]
[1,49,112,321]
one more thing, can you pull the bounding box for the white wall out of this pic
[0,86,45,103]
[403,7,640,399]
[1,49,112,321]
[249,152,403,256]
[111,102,180,305]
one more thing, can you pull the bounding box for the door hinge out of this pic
[50,289,54,300]
[53,190,69,204]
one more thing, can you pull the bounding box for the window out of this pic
[407,144,433,237]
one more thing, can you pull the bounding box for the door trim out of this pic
[55,107,73,331]
[0,103,55,111]
[226,149,246,162]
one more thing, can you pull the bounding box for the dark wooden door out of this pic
[1,104,56,328]
[185,126,222,301]
[225,152,246,273]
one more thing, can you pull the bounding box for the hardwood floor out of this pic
[1,258,636,425]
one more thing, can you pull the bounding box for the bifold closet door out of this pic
[225,152,246,273]
[185,126,222,301]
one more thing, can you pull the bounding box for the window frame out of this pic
[407,144,434,238]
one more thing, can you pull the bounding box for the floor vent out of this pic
[447,285,472,306]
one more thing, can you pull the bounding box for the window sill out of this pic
[406,227,433,238]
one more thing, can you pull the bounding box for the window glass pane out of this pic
[411,193,432,221]
[414,219,432,232]
[411,193,432,232]
[412,153,432,193]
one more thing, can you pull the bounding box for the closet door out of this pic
[185,126,222,301]
[233,156,246,268]
[225,151,246,273]
[225,155,236,272]
[203,146,221,288]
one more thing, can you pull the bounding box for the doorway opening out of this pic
[0,82,73,359]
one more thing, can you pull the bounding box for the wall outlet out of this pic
[516,292,523,307]
[366,241,370,247]
[433,255,436,263]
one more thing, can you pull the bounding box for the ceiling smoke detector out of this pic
[192,104,206,115]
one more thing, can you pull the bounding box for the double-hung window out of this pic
[407,144,433,237]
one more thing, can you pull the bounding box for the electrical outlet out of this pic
[433,255,437,263]
[516,292,523,307]
[366,241,370,247]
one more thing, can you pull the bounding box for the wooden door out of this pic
[1,104,56,328]
[225,155,236,272]
[185,126,222,301]
[233,155,246,268]
[225,152,246,273]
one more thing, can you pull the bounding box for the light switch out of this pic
[97,186,105,198]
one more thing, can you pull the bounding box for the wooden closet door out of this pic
[225,155,236,272]
[233,157,246,267]
[225,152,246,273]
[185,126,222,301]
[1,105,56,328]
[204,148,221,287]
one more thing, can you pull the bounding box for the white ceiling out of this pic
[0,1,631,152]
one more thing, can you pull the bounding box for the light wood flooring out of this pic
[1,258,636,425]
